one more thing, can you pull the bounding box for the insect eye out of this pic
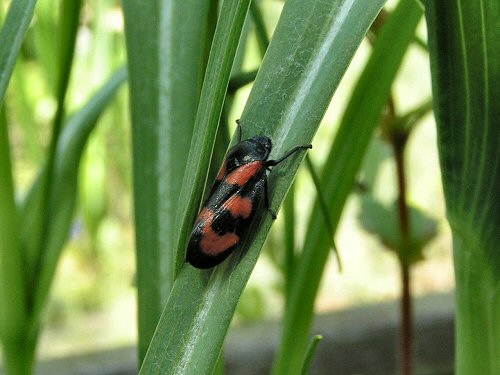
[259,143,271,155]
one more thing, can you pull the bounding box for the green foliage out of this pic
[0,2,127,373]
[1,0,498,374]
[426,1,500,373]
[139,0,388,373]
[27,68,127,325]
[272,1,423,373]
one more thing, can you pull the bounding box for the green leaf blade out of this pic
[426,1,500,373]
[0,107,31,374]
[122,0,212,360]
[0,0,38,106]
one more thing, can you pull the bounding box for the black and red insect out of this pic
[186,120,312,269]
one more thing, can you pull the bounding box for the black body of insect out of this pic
[186,120,312,269]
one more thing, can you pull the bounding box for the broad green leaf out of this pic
[426,1,500,373]
[122,0,212,360]
[140,0,386,373]
[358,195,438,263]
[273,1,422,373]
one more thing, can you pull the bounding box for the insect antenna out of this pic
[266,144,312,167]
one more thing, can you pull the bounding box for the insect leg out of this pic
[266,144,312,167]
[264,175,277,220]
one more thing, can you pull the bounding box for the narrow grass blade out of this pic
[272,1,423,374]
[122,0,212,360]
[305,155,342,270]
[29,0,82,301]
[140,0,386,373]
[300,335,323,375]
[0,0,37,105]
[31,0,58,93]
[426,1,500,373]
[211,10,253,188]
[53,0,82,100]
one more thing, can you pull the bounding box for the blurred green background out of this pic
[3,0,452,362]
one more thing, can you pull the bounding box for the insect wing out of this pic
[187,163,266,268]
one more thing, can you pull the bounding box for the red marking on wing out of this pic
[200,218,239,256]
[222,195,253,219]
[197,207,213,223]
[195,208,240,256]
[225,161,264,186]
[216,160,227,181]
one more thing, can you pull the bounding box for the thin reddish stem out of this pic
[393,133,413,375]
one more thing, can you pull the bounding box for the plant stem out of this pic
[2,336,36,375]
[400,259,412,375]
[392,131,413,375]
